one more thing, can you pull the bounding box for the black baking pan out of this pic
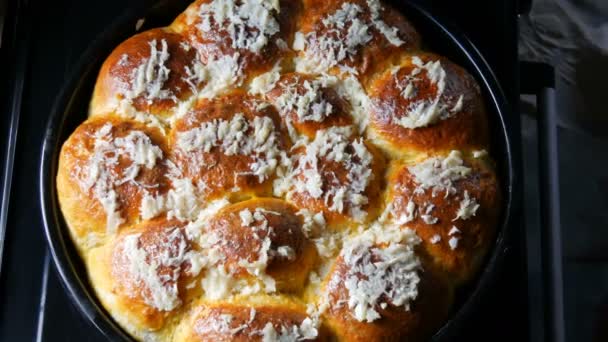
[39,0,516,340]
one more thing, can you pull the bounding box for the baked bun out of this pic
[56,0,502,340]
[57,116,169,251]
[91,29,204,121]
[172,0,299,81]
[280,127,386,227]
[321,225,453,341]
[368,52,489,158]
[88,218,203,336]
[201,198,317,293]
[170,92,290,202]
[264,73,353,139]
[295,0,420,80]
[385,151,501,285]
[174,300,330,341]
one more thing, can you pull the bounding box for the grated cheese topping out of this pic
[194,308,317,340]
[78,124,163,233]
[295,1,404,74]
[165,177,209,221]
[140,191,166,220]
[286,126,373,222]
[235,208,285,293]
[260,318,319,341]
[120,227,203,311]
[197,0,280,54]
[313,231,345,259]
[296,209,341,257]
[338,222,421,322]
[194,308,257,336]
[453,190,479,221]
[379,56,465,129]
[294,3,370,74]
[176,112,286,182]
[138,171,210,222]
[201,266,236,300]
[448,236,459,250]
[366,0,404,46]
[296,209,326,237]
[249,62,282,95]
[394,200,416,225]
[111,39,243,122]
[182,53,244,100]
[190,206,294,300]
[407,151,471,197]
[447,226,461,250]
[420,203,438,225]
[473,149,488,158]
[124,39,176,104]
[331,74,371,133]
[273,76,335,124]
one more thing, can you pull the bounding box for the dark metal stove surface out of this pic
[0,0,526,340]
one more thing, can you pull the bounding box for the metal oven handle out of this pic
[520,61,565,342]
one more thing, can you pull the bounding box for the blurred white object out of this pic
[519,0,608,135]
[519,0,607,83]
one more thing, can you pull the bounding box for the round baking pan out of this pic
[40,1,516,340]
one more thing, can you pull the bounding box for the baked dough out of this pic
[57,0,501,340]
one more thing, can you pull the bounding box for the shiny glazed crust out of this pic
[56,0,502,341]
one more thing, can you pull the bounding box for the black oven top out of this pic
[0,0,524,341]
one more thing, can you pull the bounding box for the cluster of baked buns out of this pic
[56,0,501,340]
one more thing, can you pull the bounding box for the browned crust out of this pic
[323,255,452,341]
[386,155,501,285]
[368,52,489,156]
[207,198,317,292]
[169,92,290,201]
[173,0,301,81]
[180,302,330,341]
[288,140,386,228]
[106,218,202,330]
[55,0,505,340]
[297,0,420,80]
[91,28,201,118]
[57,115,169,251]
[265,73,353,138]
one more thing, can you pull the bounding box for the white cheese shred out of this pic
[125,39,174,103]
[78,124,163,233]
[197,0,280,54]
[338,223,421,322]
[284,126,373,222]
[176,112,286,182]
[407,151,471,197]
[453,190,480,221]
[121,228,203,311]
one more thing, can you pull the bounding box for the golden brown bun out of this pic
[56,0,504,340]
[296,0,420,80]
[57,116,169,252]
[368,52,489,158]
[323,252,452,341]
[287,135,386,228]
[88,218,203,335]
[175,301,329,341]
[205,198,317,292]
[91,28,201,119]
[171,0,300,81]
[170,92,290,202]
[386,152,501,285]
[265,73,353,139]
